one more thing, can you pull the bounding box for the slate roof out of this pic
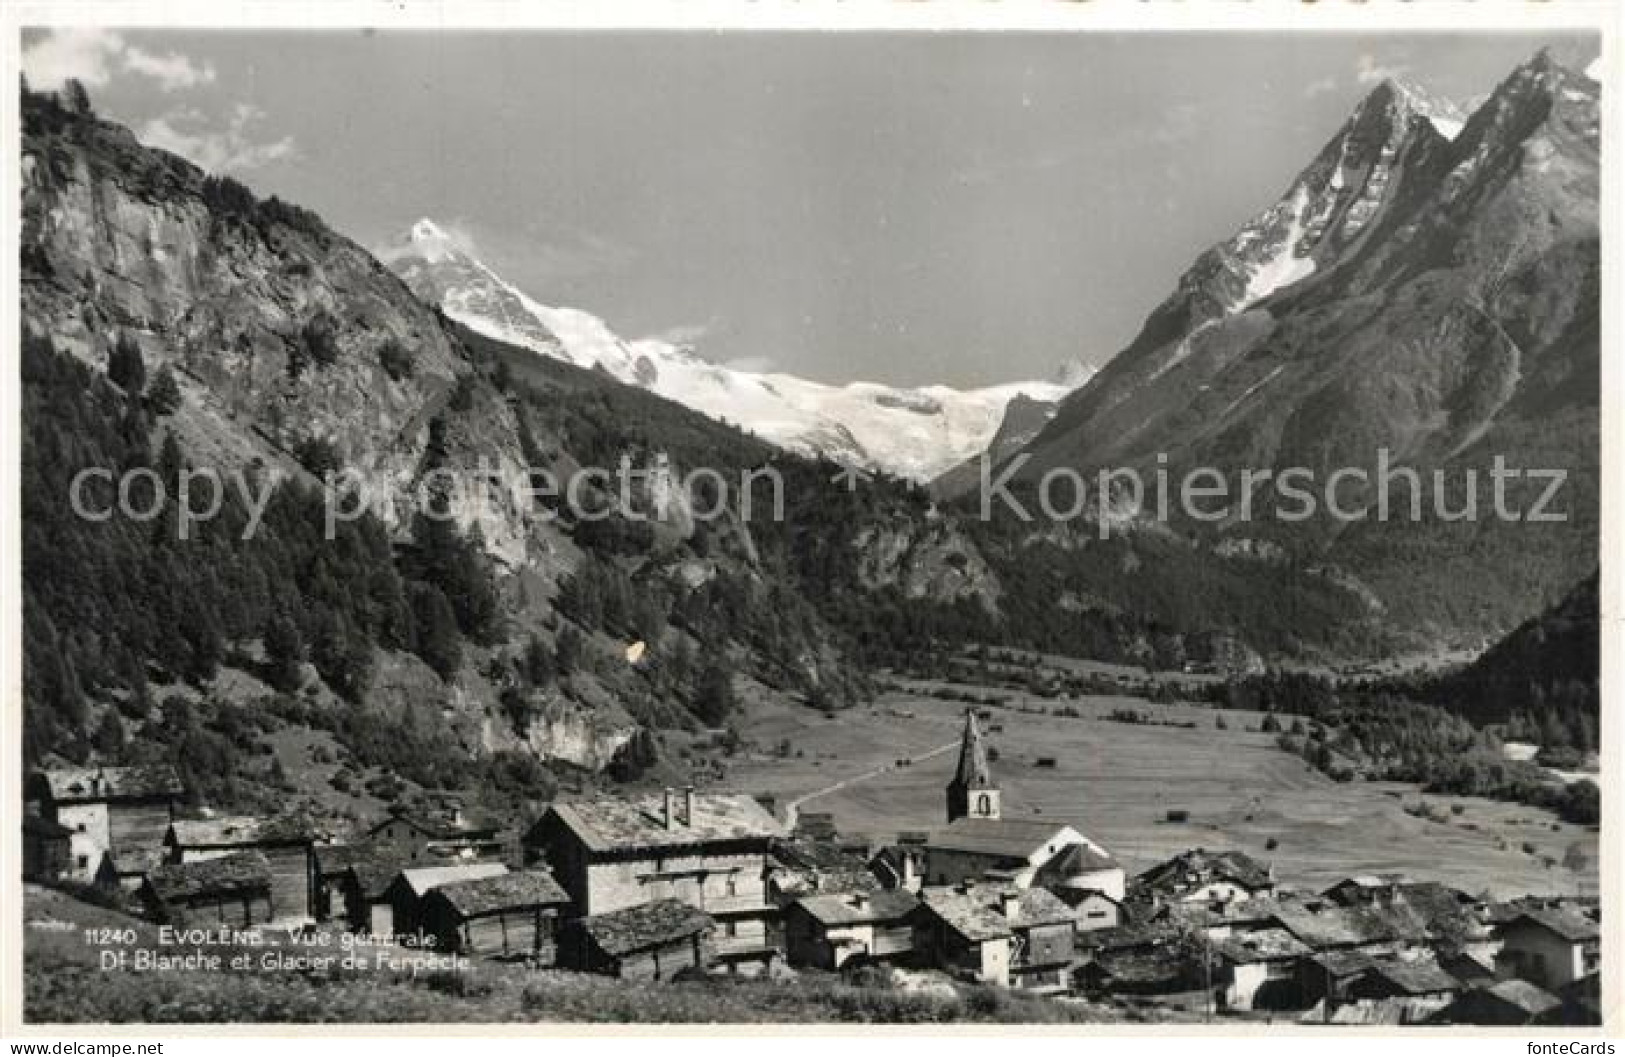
[371,805,500,840]
[144,851,272,902]
[1161,895,1283,931]
[1504,907,1600,943]
[917,884,1074,942]
[1322,879,1487,943]
[923,818,1081,860]
[1271,902,1428,949]
[580,898,713,957]
[35,765,183,804]
[1366,959,1463,996]
[796,889,920,927]
[1075,919,1182,954]
[106,846,165,876]
[1083,948,1193,987]
[771,839,880,897]
[1212,927,1310,964]
[312,843,373,877]
[394,862,509,898]
[427,870,570,918]
[1305,949,1379,978]
[1322,997,1446,1025]
[1479,979,1562,1017]
[1437,950,1497,986]
[1043,841,1122,878]
[168,815,314,848]
[1138,848,1274,895]
[545,794,784,854]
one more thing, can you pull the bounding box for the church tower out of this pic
[946,709,1000,823]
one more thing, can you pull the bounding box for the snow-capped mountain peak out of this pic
[383,220,1086,481]
[1385,76,1469,139]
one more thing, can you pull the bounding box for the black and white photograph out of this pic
[3,0,1616,1037]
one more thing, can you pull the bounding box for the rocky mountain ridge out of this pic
[957,51,1599,645]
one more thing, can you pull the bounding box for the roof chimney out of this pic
[1000,891,1021,921]
[663,788,677,830]
[810,867,823,892]
[682,785,696,827]
[853,892,870,911]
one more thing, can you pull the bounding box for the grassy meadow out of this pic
[727,679,1598,901]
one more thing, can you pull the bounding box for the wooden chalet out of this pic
[561,897,715,980]
[337,849,411,936]
[165,816,316,922]
[139,850,274,926]
[367,804,504,865]
[385,862,509,939]
[420,870,572,960]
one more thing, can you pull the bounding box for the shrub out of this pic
[379,339,415,382]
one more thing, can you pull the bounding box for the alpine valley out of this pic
[17,48,1598,828]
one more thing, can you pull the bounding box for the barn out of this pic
[385,862,510,941]
[165,816,316,923]
[420,870,572,960]
[338,851,409,937]
[139,851,275,927]
[562,898,714,980]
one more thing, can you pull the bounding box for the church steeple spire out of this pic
[946,709,1000,822]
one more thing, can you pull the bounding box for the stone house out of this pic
[1065,888,1126,933]
[1495,908,1600,990]
[419,870,572,960]
[526,789,784,974]
[912,883,1077,991]
[561,898,715,980]
[1213,927,1311,1012]
[29,765,182,882]
[784,889,919,971]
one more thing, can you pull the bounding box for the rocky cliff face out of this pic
[21,102,547,569]
[971,52,1599,643]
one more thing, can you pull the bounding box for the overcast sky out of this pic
[22,29,1600,388]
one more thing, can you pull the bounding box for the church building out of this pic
[946,710,1001,822]
[922,711,1124,900]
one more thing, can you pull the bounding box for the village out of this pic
[21,710,1600,1026]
